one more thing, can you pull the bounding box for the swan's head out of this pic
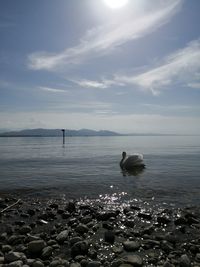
[122,151,127,159]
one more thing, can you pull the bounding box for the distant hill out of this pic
[0,128,121,137]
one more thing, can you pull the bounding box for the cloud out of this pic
[28,0,182,71]
[70,78,119,89]
[71,39,200,95]
[38,86,67,93]
[188,82,200,89]
[111,39,200,94]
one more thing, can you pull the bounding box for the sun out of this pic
[103,0,129,9]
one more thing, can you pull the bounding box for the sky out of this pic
[0,0,200,134]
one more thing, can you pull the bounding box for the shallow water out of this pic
[0,136,200,206]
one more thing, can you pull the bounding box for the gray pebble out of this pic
[180,254,191,267]
[56,230,69,243]
[28,240,46,254]
[5,252,23,263]
[123,254,143,267]
[32,261,45,267]
[123,241,140,251]
[87,261,101,267]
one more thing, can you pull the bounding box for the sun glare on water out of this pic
[103,0,129,9]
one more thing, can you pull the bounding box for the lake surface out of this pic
[0,136,200,206]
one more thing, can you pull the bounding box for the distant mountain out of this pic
[0,128,121,137]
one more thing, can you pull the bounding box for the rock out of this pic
[87,261,101,267]
[75,224,89,234]
[123,241,140,251]
[104,230,115,244]
[80,259,89,267]
[70,263,81,267]
[124,220,135,228]
[70,237,83,246]
[111,259,124,267]
[66,201,76,213]
[71,241,89,257]
[123,255,143,267]
[138,212,152,220]
[56,230,69,243]
[49,258,70,267]
[8,235,25,245]
[49,203,59,209]
[2,244,12,253]
[119,264,133,267]
[27,209,35,216]
[19,225,32,234]
[32,261,45,267]
[6,224,14,234]
[5,252,23,263]
[88,249,97,259]
[157,216,171,224]
[28,240,46,254]
[7,260,23,267]
[0,256,5,263]
[42,246,53,259]
[163,261,175,267]
[179,254,191,267]
[96,210,119,221]
[161,241,173,253]
[102,221,113,230]
[174,217,187,225]
[195,253,200,262]
[112,245,123,254]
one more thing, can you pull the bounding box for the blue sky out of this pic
[0,0,200,134]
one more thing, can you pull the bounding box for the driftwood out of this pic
[0,199,21,213]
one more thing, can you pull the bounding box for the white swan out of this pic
[120,151,145,170]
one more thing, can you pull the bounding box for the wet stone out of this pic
[7,260,23,267]
[0,256,5,264]
[163,261,175,267]
[174,217,187,225]
[5,251,24,263]
[32,261,45,267]
[2,244,12,253]
[87,261,101,267]
[71,241,89,257]
[28,240,46,255]
[75,224,89,234]
[70,263,81,267]
[19,225,32,234]
[42,246,53,259]
[180,254,191,267]
[157,216,171,224]
[56,229,69,243]
[123,241,140,251]
[104,230,115,244]
[123,254,143,267]
[138,212,152,220]
[119,264,133,267]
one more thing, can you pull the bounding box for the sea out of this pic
[0,135,200,207]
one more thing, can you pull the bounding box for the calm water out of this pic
[0,136,200,206]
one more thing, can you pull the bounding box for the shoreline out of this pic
[0,195,200,266]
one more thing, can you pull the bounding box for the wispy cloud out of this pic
[188,82,200,89]
[28,0,182,71]
[70,78,118,89]
[71,39,200,95]
[38,86,67,93]
[114,39,200,94]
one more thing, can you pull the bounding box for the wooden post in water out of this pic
[61,129,65,145]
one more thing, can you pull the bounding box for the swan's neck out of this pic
[120,158,126,169]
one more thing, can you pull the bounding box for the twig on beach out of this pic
[0,199,21,214]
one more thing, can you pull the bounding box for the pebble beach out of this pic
[0,195,200,267]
